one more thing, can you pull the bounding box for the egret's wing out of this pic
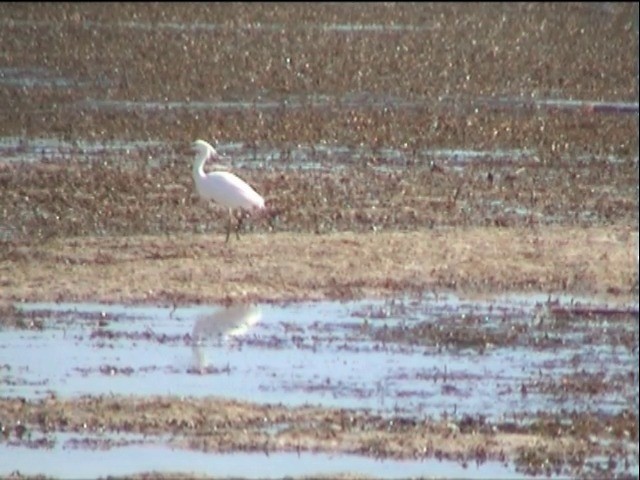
[205,172,265,210]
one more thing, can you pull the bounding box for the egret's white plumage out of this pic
[192,139,265,242]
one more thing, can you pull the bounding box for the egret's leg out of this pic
[225,208,233,243]
[235,211,244,241]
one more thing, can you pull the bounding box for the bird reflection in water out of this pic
[190,303,262,374]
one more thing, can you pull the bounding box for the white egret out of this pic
[192,139,265,242]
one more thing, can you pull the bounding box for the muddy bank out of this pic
[1,226,637,305]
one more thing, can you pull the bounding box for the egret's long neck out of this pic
[193,148,209,179]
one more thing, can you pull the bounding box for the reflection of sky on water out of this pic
[2,293,636,420]
[0,433,525,480]
[1,294,637,479]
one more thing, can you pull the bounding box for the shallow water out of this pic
[3,135,633,174]
[0,18,438,34]
[0,434,524,480]
[3,293,637,417]
[78,95,640,115]
[0,134,540,170]
[2,295,638,477]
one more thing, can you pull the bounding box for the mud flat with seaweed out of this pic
[0,3,638,479]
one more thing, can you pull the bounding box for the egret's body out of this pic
[192,139,265,242]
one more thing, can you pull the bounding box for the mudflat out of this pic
[1,226,637,305]
[0,3,638,479]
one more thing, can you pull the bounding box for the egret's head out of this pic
[192,139,229,172]
[192,139,217,160]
